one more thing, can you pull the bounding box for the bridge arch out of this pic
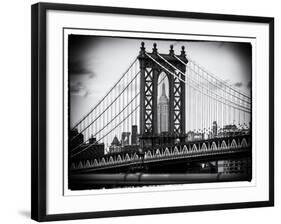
[71,163,75,169]
[155,148,161,157]
[109,156,114,164]
[125,153,131,161]
[117,155,122,163]
[157,72,170,134]
[85,160,91,168]
[145,150,152,159]
[93,159,98,166]
[182,145,188,154]
[221,140,227,150]
[100,158,106,165]
[78,161,83,169]
[211,142,217,151]
[174,146,180,155]
[192,144,198,152]
[133,153,139,160]
[138,43,187,141]
[164,147,170,156]
[231,139,238,148]
[241,138,248,147]
[201,143,207,151]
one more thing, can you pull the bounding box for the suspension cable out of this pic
[71,105,140,158]
[175,55,251,99]
[71,93,140,152]
[155,53,250,112]
[71,69,169,155]
[72,57,138,129]
[165,53,250,105]
[70,71,140,142]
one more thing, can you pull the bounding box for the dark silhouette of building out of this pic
[109,135,122,153]
[89,135,96,144]
[122,145,139,153]
[71,135,105,163]
[131,125,138,145]
[212,121,218,138]
[69,129,84,148]
[111,135,121,146]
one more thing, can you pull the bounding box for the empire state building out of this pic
[158,83,169,133]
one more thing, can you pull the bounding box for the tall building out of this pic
[69,129,84,149]
[131,125,138,145]
[212,121,218,138]
[157,83,169,133]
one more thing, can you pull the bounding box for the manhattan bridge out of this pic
[69,42,252,189]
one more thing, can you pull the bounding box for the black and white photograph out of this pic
[68,35,252,190]
[30,2,274,222]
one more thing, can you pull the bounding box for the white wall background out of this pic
[0,0,279,223]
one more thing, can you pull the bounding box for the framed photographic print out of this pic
[31,2,274,222]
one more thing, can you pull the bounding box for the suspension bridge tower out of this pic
[138,42,188,148]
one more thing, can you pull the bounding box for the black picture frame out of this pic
[31,2,274,222]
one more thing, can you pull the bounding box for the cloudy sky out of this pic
[68,35,252,127]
